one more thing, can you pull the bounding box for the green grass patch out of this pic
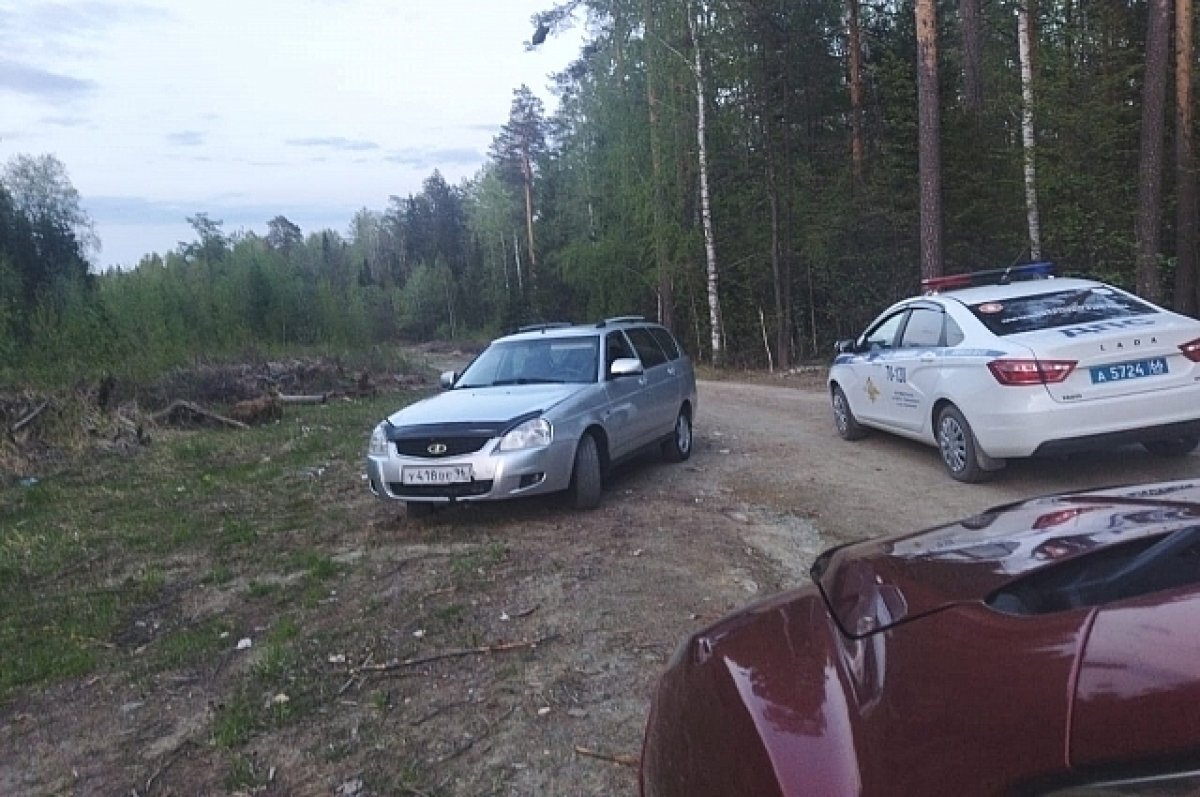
[450,540,509,578]
[0,391,419,704]
[153,616,234,670]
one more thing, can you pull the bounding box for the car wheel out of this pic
[406,501,436,519]
[1143,436,1200,457]
[569,433,603,509]
[661,409,693,462]
[937,405,992,483]
[831,385,868,441]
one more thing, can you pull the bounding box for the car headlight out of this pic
[368,423,389,456]
[498,418,552,451]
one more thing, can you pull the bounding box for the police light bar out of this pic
[921,261,1055,294]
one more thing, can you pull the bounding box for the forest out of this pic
[2,0,1198,384]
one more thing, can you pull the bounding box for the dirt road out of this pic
[344,376,1200,795]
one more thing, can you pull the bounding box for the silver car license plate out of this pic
[401,464,473,485]
[1089,356,1169,384]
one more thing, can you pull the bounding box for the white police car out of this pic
[828,263,1200,482]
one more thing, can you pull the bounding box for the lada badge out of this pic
[427,443,448,455]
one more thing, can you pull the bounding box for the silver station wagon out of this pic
[366,316,698,517]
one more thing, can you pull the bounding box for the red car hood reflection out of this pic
[815,480,1200,637]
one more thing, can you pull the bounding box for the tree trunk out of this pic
[960,0,984,115]
[916,0,944,281]
[767,155,788,369]
[686,0,723,367]
[1018,2,1043,260]
[644,0,675,331]
[1175,0,1198,315]
[1135,0,1171,302]
[849,0,866,184]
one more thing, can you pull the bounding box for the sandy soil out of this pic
[5,374,1200,796]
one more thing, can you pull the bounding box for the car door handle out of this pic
[667,366,677,376]
[638,377,648,386]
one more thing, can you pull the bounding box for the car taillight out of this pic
[1181,338,1200,362]
[987,358,1077,385]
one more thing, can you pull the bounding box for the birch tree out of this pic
[1018,2,1042,260]
[685,0,724,366]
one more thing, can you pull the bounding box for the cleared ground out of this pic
[3,370,1198,795]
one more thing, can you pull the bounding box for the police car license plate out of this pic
[1089,357,1169,384]
[401,465,473,485]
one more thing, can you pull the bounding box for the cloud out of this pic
[285,136,379,152]
[40,114,91,128]
[0,58,97,103]
[384,147,483,168]
[17,2,172,38]
[166,130,206,146]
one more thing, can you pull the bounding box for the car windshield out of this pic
[968,287,1158,336]
[455,337,600,387]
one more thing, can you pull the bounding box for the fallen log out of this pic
[152,400,248,430]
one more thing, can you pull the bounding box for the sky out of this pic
[0,0,586,269]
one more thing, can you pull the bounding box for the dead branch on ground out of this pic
[151,400,248,430]
[574,745,640,768]
[10,400,50,435]
[278,393,327,405]
[356,634,557,673]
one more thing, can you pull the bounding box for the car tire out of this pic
[831,385,868,441]
[1143,436,1200,457]
[569,434,603,510]
[937,405,992,483]
[661,408,693,463]
[406,501,436,520]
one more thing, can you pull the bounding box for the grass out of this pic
[0,392,417,710]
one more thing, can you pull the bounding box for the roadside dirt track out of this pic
[348,375,1200,796]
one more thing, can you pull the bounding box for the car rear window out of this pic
[968,287,1158,336]
[625,327,669,367]
[648,327,682,360]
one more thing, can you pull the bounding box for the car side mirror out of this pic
[609,357,643,378]
[835,338,861,354]
[439,370,457,389]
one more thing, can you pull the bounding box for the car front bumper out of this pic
[366,437,577,503]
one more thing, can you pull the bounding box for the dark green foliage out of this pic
[3,1,1193,382]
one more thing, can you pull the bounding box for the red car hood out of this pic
[814,479,1200,637]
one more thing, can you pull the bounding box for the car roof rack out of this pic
[595,315,646,327]
[922,261,1055,294]
[516,322,574,334]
